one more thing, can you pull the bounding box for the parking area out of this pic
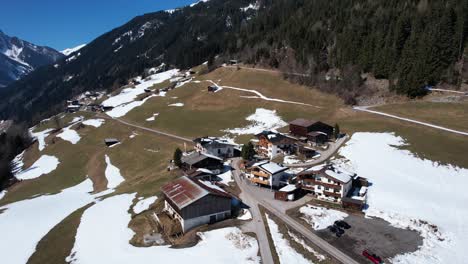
[316,214,423,263]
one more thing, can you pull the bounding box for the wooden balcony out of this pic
[324,191,341,198]
[300,179,341,190]
[251,177,270,186]
[252,171,270,178]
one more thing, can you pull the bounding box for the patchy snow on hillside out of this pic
[299,205,348,230]
[224,108,287,135]
[0,179,95,264]
[146,113,159,121]
[82,119,105,128]
[61,44,86,56]
[106,95,155,118]
[67,193,260,264]
[168,103,184,107]
[15,155,60,180]
[241,2,260,12]
[57,125,81,144]
[190,0,210,7]
[102,69,179,108]
[133,196,157,214]
[338,132,468,264]
[31,128,54,151]
[0,190,6,201]
[104,155,125,189]
[265,213,311,264]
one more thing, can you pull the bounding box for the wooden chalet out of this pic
[289,119,333,139]
[255,131,295,159]
[161,176,233,233]
[248,161,289,189]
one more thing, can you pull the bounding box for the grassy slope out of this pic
[372,101,468,132]
[2,65,468,263]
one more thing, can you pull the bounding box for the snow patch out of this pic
[238,209,252,220]
[145,113,159,121]
[299,205,348,230]
[133,196,157,214]
[224,108,287,135]
[265,213,311,264]
[104,155,125,189]
[82,119,105,128]
[61,44,86,56]
[168,103,184,107]
[338,132,468,263]
[67,193,260,264]
[15,155,60,180]
[57,125,81,144]
[31,128,53,151]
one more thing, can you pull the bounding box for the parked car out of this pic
[335,220,351,229]
[362,250,383,264]
[335,227,345,237]
[327,225,338,233]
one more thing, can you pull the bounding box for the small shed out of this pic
[207,85,218,92]
[104,138,120,147]
[307,131,328,144]
[275,184,298,201]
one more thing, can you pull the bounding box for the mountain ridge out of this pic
[0,30,64,88]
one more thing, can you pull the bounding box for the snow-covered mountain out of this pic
[61,44,86,56]
[0,30,64,88]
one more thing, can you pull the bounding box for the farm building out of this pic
[275,184,298,201]
[185,168,217,182]
[247,161,289,189]
[193,137,238,158]
[255,131,295,159]
[181,152,224,172]
[289,119,333,139]
[104,138,120,147]
[161,176,233,233]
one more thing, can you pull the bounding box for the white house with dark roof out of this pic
[248,161,289,188]
[193,137,238,158]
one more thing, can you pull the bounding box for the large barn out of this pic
[161,176,233,233]
[289,119,334,138]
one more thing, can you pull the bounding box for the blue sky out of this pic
[0,0,196,51]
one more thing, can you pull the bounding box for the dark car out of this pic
[335,220,351,229]
[362,250,383,264]
[335,227,345,237]
[327,225,338,233]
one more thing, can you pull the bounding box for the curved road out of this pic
[98,114,193,143]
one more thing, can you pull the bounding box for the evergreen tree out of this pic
[173,148,183,167]
[241,142,256,161]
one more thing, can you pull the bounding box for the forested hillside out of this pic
[1,0,466,124]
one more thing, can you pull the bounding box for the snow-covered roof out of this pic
[279,184,297,192]
[258,162,288,175]
[325,170,352,183]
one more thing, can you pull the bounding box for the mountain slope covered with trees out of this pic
[1,0,467,124]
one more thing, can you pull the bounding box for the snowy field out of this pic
[338,132,468,263]
[104,155,125,189]
[0,179,96,264]
[103,69,179,118]
[265,213,312,264]
[15,155,60,180]
[68,193,260,264]
[82,119,105,128]
[145,113,159,121]
[133,196,158,214]
[31,128,54,151]
[299,205,348,230]
[57,125,81,144]
[224,108,287,135]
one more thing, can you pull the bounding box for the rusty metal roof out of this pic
[161,176,208,210]
[161,176,231,210]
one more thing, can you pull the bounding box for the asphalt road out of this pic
[232,158,360,264]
